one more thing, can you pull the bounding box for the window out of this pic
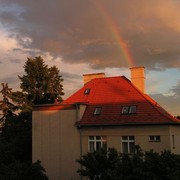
[84,88,91,94]
[121,136,135,154]
[121,105,137,114]
[149,136,160,142]
[94,107,101,115]
[88,136,107,152]
[121,106,129,114]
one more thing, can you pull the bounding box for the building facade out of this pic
[33,67,180,180]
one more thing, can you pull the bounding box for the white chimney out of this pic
[83,73,105,85]
[130,67,145,93]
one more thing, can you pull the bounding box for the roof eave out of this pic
[77,122,180,128]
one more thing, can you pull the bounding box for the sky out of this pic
[0,0,179,116]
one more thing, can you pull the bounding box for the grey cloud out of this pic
[151,93,180,116]
[61,72,81,83]
[1,0,180,70]
[0,72,21,88]
[171,80,180,97]
[150,81,180,116]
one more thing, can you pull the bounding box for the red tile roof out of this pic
[63,76,179,125]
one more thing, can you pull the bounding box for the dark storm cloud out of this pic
[1,0,180,69]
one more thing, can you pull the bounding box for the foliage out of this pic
[77,147,180,180]
[0,56,61,179]
[1,111,32,162]
[0,160,48,180]
[0,83,18,124]
[10,56,64,110]
[0,111,48,179]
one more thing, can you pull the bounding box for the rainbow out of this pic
[94,0,134,67]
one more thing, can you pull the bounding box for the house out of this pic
[32,67,180,180]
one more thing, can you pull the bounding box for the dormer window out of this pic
[121,105,137,114]
[94,107,101,115]
[84,88,91,94]
[129,106,137,114]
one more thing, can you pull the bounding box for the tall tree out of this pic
[11,56,64,109]
[0,83,17,125]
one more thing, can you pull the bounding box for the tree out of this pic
[77,147,180,180]
[11,56,64,109]
[0,83,17,120]
[0,57,61,179]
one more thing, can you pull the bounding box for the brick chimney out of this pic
[83,73,105,85]
[130,67,145,93]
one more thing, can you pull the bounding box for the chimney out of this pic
[83,73,105,85]
[130,67,145,93]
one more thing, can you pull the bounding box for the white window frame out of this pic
[149,135,160,142]
[88,136,107,152]
[121,136,135,154]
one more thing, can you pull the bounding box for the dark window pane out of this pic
[96,136,101,140]
[96,142,101,151]
[89,142,94,152]
[122,106,129,114]
[122,142,128,153]
[122,136,128,140]
[89,136,94,140]
[102,142,107,149]
[129,106,137,114]
[129,142,135,153]
[129,136,135,140]
[84,88,91,94]
[149,136,154,141]
[156,136,160,141]
[94,107,101,115]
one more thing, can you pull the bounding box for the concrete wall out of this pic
[33,109,81,180]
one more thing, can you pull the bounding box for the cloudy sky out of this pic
[0,0,179,116]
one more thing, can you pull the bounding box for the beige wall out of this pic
[169,126,180,154]
[33,109,81,180]
[81,125,172,154]
[33,108,180,180]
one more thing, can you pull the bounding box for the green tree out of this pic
[0,57,61,179]
[11,56,64,109]
[0,83,17,121]
[77,147,180,180]
[77,148,119,180]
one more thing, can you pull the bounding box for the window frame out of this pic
[84,88,91,94]
[149,135,161,142]
[88,136,107,152]
[121,105,137,114]
[121,136,135,154]
[94,107,102,115]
